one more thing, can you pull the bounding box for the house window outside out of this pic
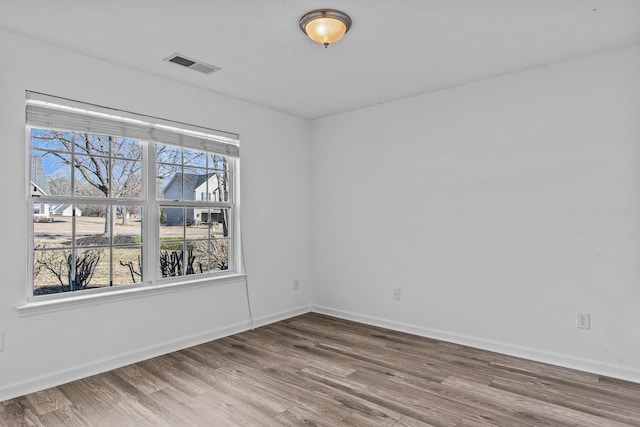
[27,92,240,298]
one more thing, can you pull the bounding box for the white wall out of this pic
[0,31,312,400]
[311,44,640,382]
[2,30,640,402]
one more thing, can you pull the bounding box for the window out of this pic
[27,92,240,298]
[156,144,232,278]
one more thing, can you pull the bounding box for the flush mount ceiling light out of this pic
[299,9,352,48]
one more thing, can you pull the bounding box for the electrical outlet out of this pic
[293,279,299,290]
[393,288,401,301]
[577,312,590,329]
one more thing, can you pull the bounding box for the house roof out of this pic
[31,156,50,195]
[50,204,79,214]
[162,172,217,195]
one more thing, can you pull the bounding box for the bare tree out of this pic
[33,131,142,233]
[120,255,142,283]
[34,245,104,292]
[213,155,229,236]
[48,169,72,195]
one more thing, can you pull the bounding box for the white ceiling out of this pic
[2,1,640,119]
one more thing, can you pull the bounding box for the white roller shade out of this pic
[26,91,239,157]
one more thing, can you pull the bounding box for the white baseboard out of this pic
[0,304,312,402]
[312,305,640,385]
[4,302,635,403]
[251,305,312,329]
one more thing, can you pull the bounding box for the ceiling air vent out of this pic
[164,53,221,75]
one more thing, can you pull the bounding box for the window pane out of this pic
[209,170,229,202]
[74,133,110,156]
[33,249,70,295]
[182,168,207,202]
[112,158,142,198]
[114,205,143,244]
[113,246,143,285]
[208,154,228,171]
[160,241,184,277]
[210,208,230,238]
[184,148,206,168]
[76,248,109,289]
[156,143,182,165]
[33,204,72,248]
[33,247,108,293]
[112,137,142,160]
[186,240,210,275]
[160,206,184,230]
[75,206,110,246]
[74,155,110,197]
[160,205,184,277]
[31,129,71,152]
[211,239,229,271]
[157,163,181,200]
[186,208,209,238]
[32,151,72,197]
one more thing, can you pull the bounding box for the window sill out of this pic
[16,273,246,317]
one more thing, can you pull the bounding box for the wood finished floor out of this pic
[2,313,640,426]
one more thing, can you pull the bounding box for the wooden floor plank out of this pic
[442,375,632,427]
[110,363,168,395]
[143,387,214,426]
[23,388,72,417]
[273,404,342,427]
[343,367,541,427]
[489,376,640,425]
[36,405,93,427]
[2,313,640,426]
[261,363,405,423]
[0,398,45,427]
[337,411,397,426]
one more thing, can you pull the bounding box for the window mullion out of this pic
[109,205,114,287]
[70,205,77,291]
[144,140,158,283]
[229,158,239,273]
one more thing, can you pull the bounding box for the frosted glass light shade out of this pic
[300,9,352,48]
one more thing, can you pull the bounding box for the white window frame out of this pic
[24,91,241,304]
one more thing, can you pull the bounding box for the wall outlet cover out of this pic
[577,312,591,329]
